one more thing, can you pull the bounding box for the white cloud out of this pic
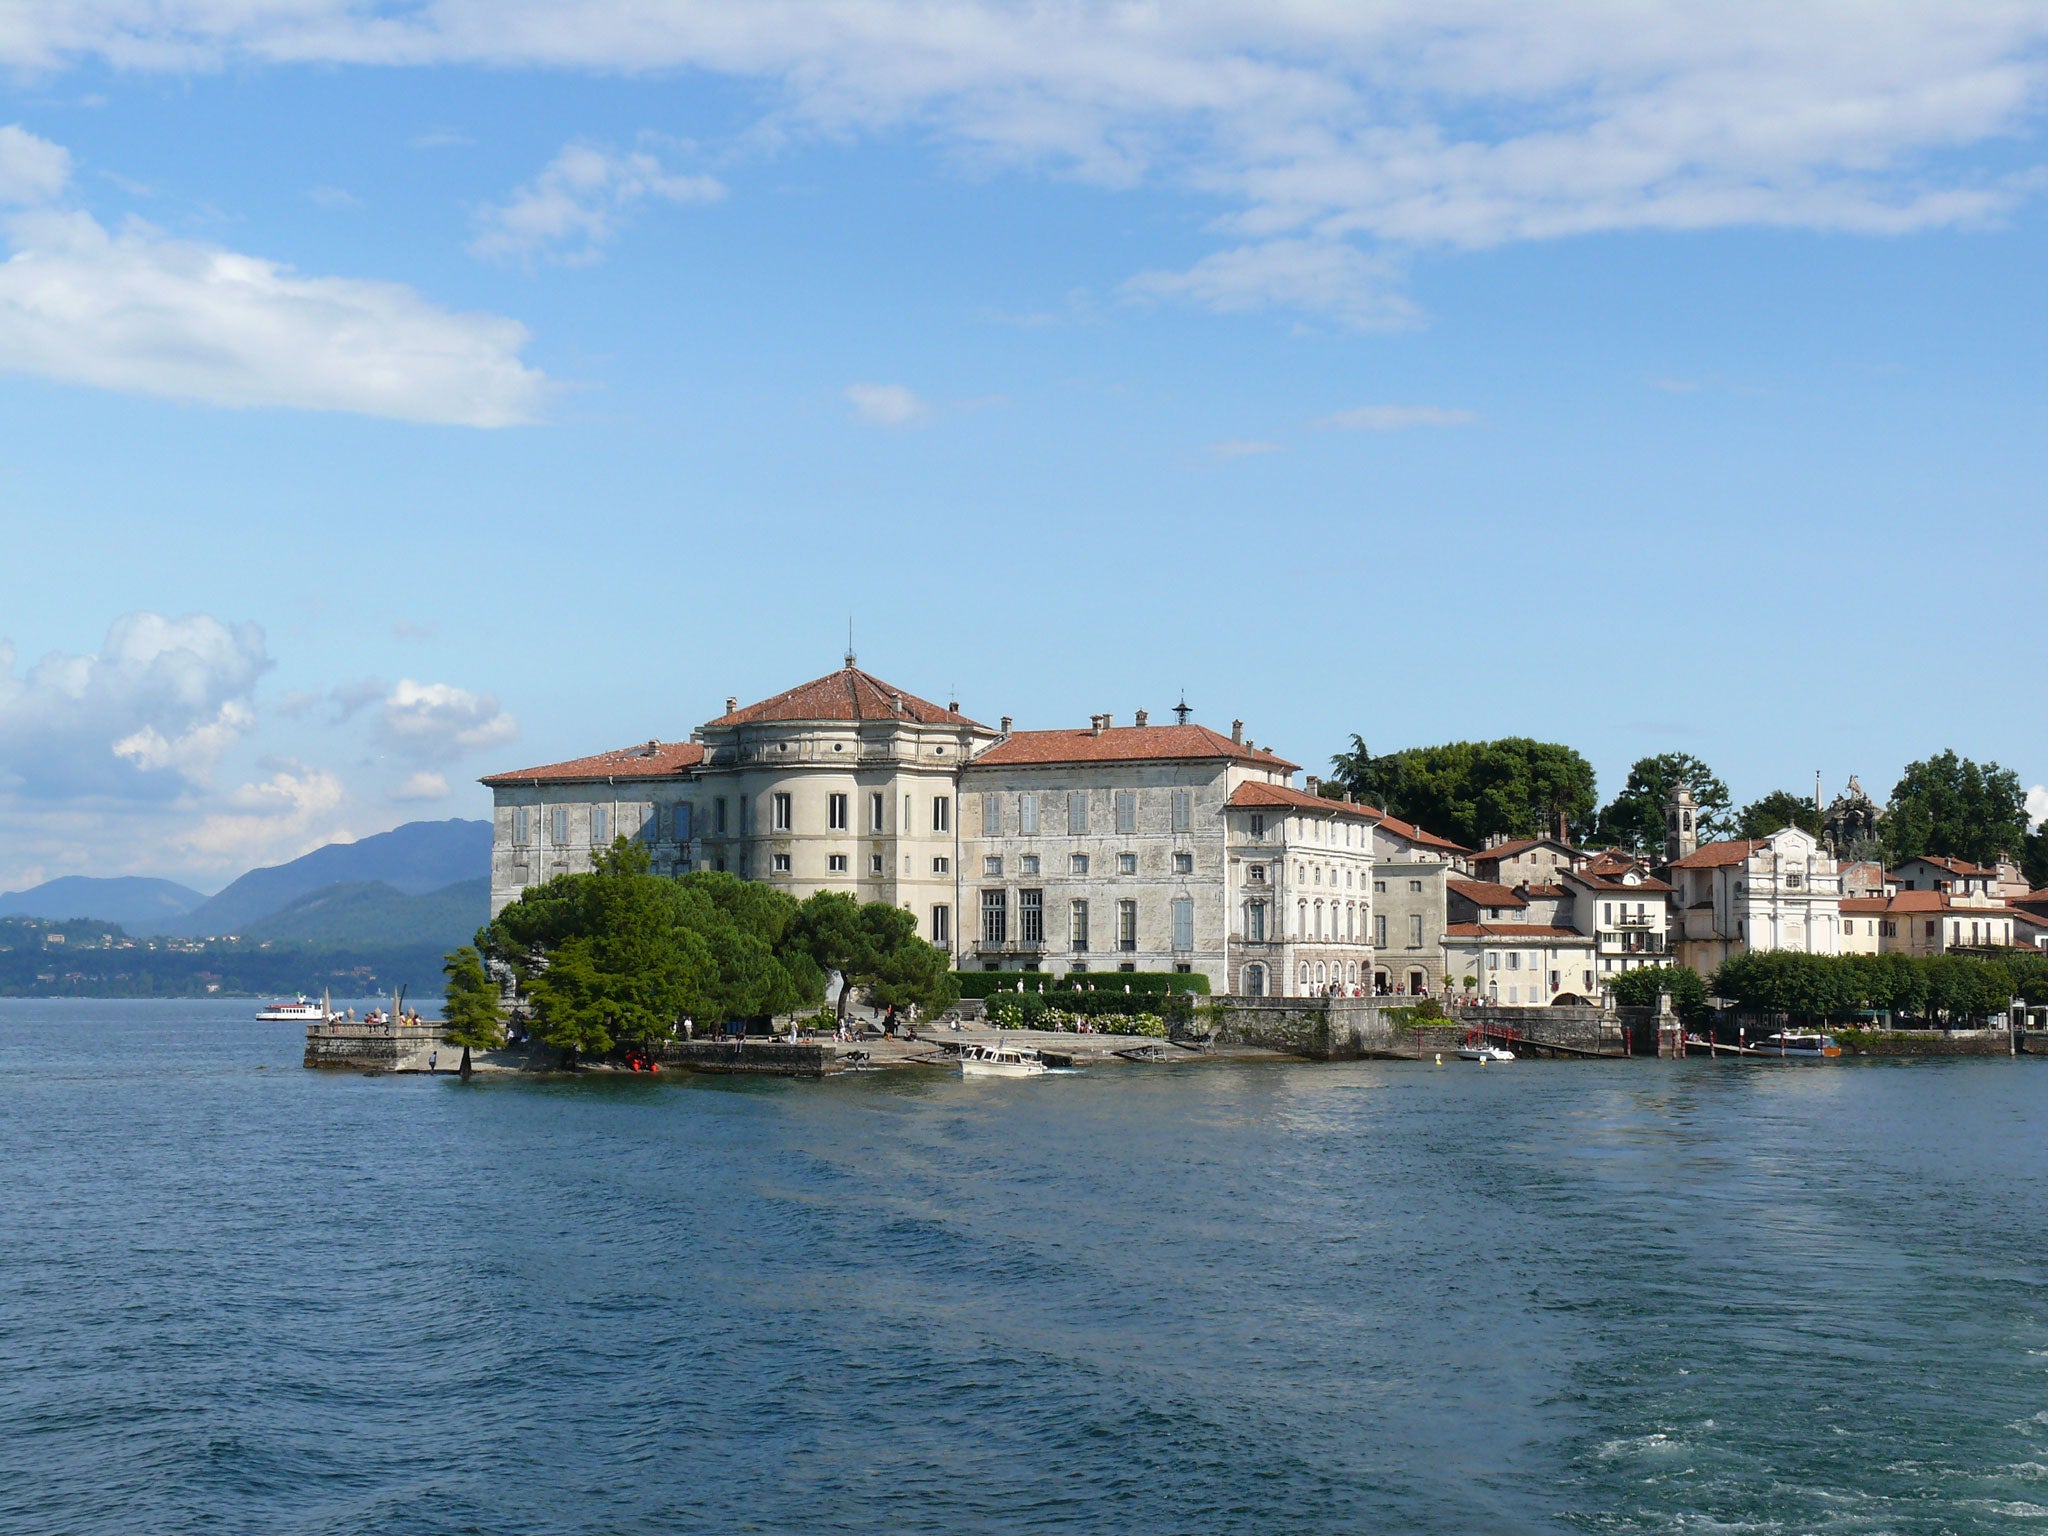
[471,140,725,263]
[175,760,350,867]
[389,770,450,802]
[379,679,517,762]
[1128,239,1419,330]
[1315,404,1480,432]
[0,207,549,425]
[2027,785,2048,832]
[0,612,270,800]
[12,5,2046,322]
[0,124,70,205]
[845,382,929,428]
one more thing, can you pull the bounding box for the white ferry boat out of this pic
[256,995,327,1023]
[960,1043,1047,1078]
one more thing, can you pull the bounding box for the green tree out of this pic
[1594,753,1732,855]
[1327,736,1597,848]
[2023,829,2048,893]
[1736,790,1824,840]
[789,891,960,1024]
[1883,750,2028,868]
[1605,963,1708,1021]
[440,945,506,1051]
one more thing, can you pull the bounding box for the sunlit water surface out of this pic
[3,999,2046,1534]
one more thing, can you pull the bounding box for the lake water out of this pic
[3,999,2046,1535]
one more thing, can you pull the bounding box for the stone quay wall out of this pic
[653,1040,831,1078]
[1208,999,1398,1060]
[304,1022,446,1070]
[1447,1004,1628,1057]
[1834,1028,2016,1057]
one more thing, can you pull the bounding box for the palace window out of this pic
[1071,899,1090,952]
[1172,898,1195,952]
[1018,793,1039,835]
[1373,879,1386,893]
[1247,901,1266,942]
[984,856,1003,876]
[591,806,608,844]
[931,905,950,945]
[933,856,950,874]
[1071,854,1090,875]
[514,808,531,846]
[1020,855,1039,876]
[933,796,951,833]
[673,804,691,841]
[1249,864,1265,883]
[1117,899,1139,951]
[1173,852,1193,874]
[1116,790,1138,835]
[1410,914,1424,949]
[1171,790,1192,834]
[870,853,884,874]
[828,793,848,831]
[550,806,569,845]
[983,793,1001,836]
[1019,889,1044,944]
[871,792,886,832]
[828,854,848,873]
[715,798,728,835]
[1375,914,1388,947]
[1117,853,1137,875]
[1068,791,1089,833]
[981,890,1007,944]
[1249,813,1266,840]
[772,793,793,832]
[772,853,792,873]
[1409,880,1422,893]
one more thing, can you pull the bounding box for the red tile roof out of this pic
[702,666,985,729]
[1448,879,1527,908]
[1374,813,1474,856]
[971,722,1299,771]
[1895,854,1995,877]
[1443,923,1590,941]
[1565,869,1675,894]
[1224,780,1381,821]
[1839,897,1890,914]
[482,740,706,787]
[1473,837,1578,866]
[2015,889,2048,909]
[1669,839,1767,870]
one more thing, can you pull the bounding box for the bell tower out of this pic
[1665,782,1698,864]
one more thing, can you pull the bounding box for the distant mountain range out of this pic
[241,877,490,951]
[0,875,207,928]
[0,820,492,945]
[169,819,492,937]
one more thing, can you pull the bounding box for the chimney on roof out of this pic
[1306,774,1320,795]
[645,739,659,756]
[1089,714,1104,736]
[1231,719,1244,744]
[891,694,903,715]
[725,696,738,714]
[1000,715,1013,735]
[1135,709,1149,727]
[1345,791,1354,804]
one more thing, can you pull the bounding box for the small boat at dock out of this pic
[960,1043,1047,1078]
[1457,1044,1516,1062]
[1751,1032,1842,1058]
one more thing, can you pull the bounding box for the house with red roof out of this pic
[1660,825,1846,973]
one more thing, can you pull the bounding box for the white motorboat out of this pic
[1751,1032,1842,1059]
[1456,1044,1516,1062]
[256,995,327,1023]
[960,1043,1047,1078]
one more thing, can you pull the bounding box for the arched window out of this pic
[1314,901,1323,939]
[1409,968,1426,995]
[1346,961,1358,984]
[1315,962,1327,987]
[1298,900,1308,936]
[1244,964,1266,998]
[1298,963,1310,988]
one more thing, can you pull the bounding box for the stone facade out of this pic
[1663,826,1844,973]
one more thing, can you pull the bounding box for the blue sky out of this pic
[1,4,2045,890]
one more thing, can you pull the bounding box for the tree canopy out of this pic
[1736,790,1824,840]
[440,944,506,1050]
[1883,751,2028,869]
[1328,736,1597,848]
[1605,963,1709,1020]
[788,891,960,1022]
[478,840,826,1060]
[1594,753,1731,855]
[1710,949,2013,1024]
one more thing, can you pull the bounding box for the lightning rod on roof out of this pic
[846,615,856,670]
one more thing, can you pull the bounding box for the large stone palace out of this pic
[481,658,1380,998]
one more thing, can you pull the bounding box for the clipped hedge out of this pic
[954,970,1209,999]
[987,995,1174,1035]
[982,990,1195,1026]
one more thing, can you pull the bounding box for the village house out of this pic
[1559,854,1676,986]
[1368,813,1472,996]
[1661,789,1845,972]
[1840,892,2018,956]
